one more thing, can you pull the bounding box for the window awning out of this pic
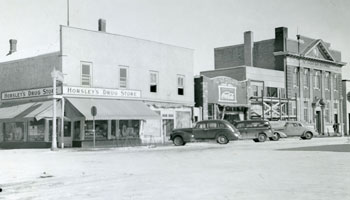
[0,102,36,120]
[66,98,160,120]
[0,100,62,121]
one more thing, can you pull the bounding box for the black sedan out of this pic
[170,120,241,146]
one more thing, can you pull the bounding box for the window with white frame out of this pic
[119,66,128,88]
[150,71,158,93]
[293,67,299,87]
[325,72,330,90]
[314,71,321,89]
[81,62,92,86]
[304,69,309,88]
[303,101,308,122]
[334,74,338,91]
[177,75,185,95]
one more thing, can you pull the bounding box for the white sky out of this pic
[0,0,349,77]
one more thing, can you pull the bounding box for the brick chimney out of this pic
[244,31,253,66]
[274,27,288,52]
[7,39,17,56]
[98,19,106,32]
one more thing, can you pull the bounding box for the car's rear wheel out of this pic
[304,132,313,140]
[270,132,280,141]
[257,133,267,142]
[217,135,229,144]
[173,136,185,146]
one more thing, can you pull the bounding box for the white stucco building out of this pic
[0,20,194,148]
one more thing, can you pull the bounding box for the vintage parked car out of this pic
[269,121,318,140]
[169,120,241,146]
[234,120,274,142]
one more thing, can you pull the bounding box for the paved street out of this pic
[1,137,350,200]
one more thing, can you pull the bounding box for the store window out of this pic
[150,71,158,93]
[84,120,108,139]
[64,121,71,137]
[177,75,185,95]
[3,122,25,141]
[81,62,92,86]
[119,66,128,88]
[119,120,140,138]
[28,120,45,142]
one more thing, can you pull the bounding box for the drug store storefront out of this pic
[0,86,160,148]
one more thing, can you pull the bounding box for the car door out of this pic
[206,122,222,139]
[245,122,260,139]
[292,122,304,136]
[236,122,247,139]
[283,122,295,136]
[193,122,207,140]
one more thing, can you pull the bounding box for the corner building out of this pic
[0,22,194,148]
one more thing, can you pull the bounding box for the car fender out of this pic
[170,131,193,142]
[273,131,288,138]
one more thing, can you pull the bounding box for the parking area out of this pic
[1,137,350,200]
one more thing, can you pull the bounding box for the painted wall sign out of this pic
[218,86,237,102]
[63,86,141,98]
[1,87,62,100]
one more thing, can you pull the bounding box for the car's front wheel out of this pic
[270,132,280,141]
[304,132,313,140]
[217,135,229,144]
[173,136,185,146]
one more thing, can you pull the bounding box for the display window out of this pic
[28,119,45,142]
[84,120,108,139]
[3,122,25,142]
[119,120,140,138]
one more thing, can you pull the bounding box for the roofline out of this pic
[0,51,60,65]
[60,25,194,51]
[273,51,346,66]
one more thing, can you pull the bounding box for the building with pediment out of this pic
[197,27,346,136]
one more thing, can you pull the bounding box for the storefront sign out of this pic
[63,86,141,98]
[218,86,237,102]
[1,87,62,100]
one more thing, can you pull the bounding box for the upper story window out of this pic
[81,62,92,87]
[314,71,321,89]
[177,75,185,95]
[325,72,330,90]
[293,67,299,88]
[266,87,278,97]
[150,71,158,93]
[334,74,338,91]
[304,69,309,88]
[119,66,128,88]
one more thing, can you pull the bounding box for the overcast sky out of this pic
[0,0,349,77]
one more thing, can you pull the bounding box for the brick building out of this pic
[0,20,194,148]
[198,27,346,136]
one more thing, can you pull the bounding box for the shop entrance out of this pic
[316,111,321,134]
[223,114,240,125]
[162,119,174,138]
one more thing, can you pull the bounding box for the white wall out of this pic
[246,66,285,88]
[61,26,194,105]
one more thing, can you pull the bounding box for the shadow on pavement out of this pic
[279,144,350,152]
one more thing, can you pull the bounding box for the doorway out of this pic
[162,119,174,138]
[316,111,321,134]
